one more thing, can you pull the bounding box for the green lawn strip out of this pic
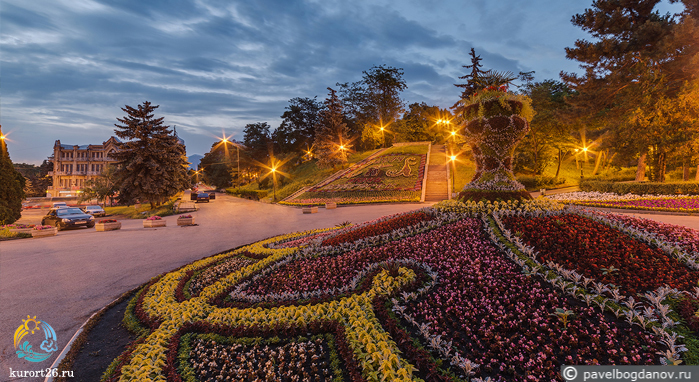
[104,196,179,219]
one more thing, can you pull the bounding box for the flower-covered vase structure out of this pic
[458,86,534,202]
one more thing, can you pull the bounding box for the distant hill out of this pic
[188,154,203,170]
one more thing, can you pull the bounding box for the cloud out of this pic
[2,0,587,163]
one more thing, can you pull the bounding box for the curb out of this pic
[44,293,125,382]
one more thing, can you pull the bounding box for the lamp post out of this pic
[449,154,457,198]
[379,126,385,148]
[271,166,277,201]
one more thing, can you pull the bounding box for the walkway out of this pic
[0,196,432,380]
[424,144,449,201]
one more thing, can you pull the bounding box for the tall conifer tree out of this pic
[112,102,189,208]
[0,126,25,224]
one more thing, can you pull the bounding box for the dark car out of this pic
[41,207,95,230]
[196,193,210,203]
[206,191,215,200]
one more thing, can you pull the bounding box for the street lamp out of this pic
[449,154,457,198]
[379,125,385,148]
[271,166,277,201]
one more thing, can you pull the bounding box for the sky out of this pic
[1,0,685,164]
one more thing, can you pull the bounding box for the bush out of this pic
[227,189,269,200]
[516,175,565,190]
[579,180,699,195]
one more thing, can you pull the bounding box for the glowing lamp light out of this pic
[450,155,456,161]
[0,134,5,140]
[339,145,345,151]
[451,131,456,136]
[582,147,588,152]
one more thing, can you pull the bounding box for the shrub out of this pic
[579,180,699,195]
[515,175,565,190]
[227,189,269,200]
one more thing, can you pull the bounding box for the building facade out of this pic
[46,137,121,197]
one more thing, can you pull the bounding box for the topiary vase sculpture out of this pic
[458,87,534,202]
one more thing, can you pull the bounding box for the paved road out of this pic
[0,195,432,380]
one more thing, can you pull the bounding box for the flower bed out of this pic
[32,225,57,238]
[143,215,166,228]
[500,214,699,297]
[100,203,698,382]
[282,145,428,206]
[548,192,699,213]
[177,214,195,226]
[3,223,36,234]
[96,219,121,231]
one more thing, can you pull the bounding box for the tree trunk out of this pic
[683,158,690,181]
[657,152,667,183]
[696,164,699,182]
[555,149,562,178]
[635,153,646,182]
[592,151,604,176]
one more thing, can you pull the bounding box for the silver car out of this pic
[82,205,106,217]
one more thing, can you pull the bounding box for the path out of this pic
[0,196,432,380]
[424,144,449,202]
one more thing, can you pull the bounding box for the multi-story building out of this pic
[46,129,186,197]
[46,137,121,197]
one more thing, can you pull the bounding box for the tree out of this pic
[562,0,699,181]
[274,97,324,153]
[0,126,26,224]
[453,48,490,103]
[80,165,118,206]
[14,160,52,197]
[243,122,272,165]
[199,139,249,189]
[111,101,190,208]
[338,65,407,149]
[393,103,451,143]
[518,80,576,176]
[314,87,351,168]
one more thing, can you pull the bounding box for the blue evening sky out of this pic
[0,0,684,164]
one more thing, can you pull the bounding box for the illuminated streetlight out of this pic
[448,154,457,198]
[271,166,277,201]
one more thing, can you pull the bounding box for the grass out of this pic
[232,149,385,203]
[104,195,181,219]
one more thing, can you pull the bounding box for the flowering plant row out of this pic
[279,191,421,206]
[178,214,193,219]
[548,192,699,213]
[489,209,694,366]
[283,145,429,206]
[33,225,55,230]
[2,223,36,229]
[99,219,118,223]
[145,216,163,221]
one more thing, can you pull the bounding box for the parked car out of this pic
[82,205,106,217]
[52,202,68,208]
[41,208,95,230]
[207,191,215,200]
[196,193,210,203]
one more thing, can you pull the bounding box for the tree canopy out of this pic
[0,127,25,224]
[314,87,350,168]
[111,101,190,208]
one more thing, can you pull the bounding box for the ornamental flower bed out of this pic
[96,219,121,232]
[282,145,428,206]
[3,223,36,234]
[548,192,699,213]
[177,214,195,226]
[98,202,698,382]
[143,215,166,228]
[500,214,699,297]
[31,225,57,238]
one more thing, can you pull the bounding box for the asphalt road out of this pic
[0,195,432,380]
